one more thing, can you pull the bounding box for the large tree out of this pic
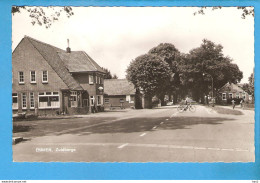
[12,6,74,28]
[194,6,254,19]
[243,71,254,101]
[102,67,118,79]
[126,54,172,108]
[148,43,182,104]
[180,39,243,103]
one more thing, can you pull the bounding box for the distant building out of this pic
[104,79,136,109]
[217,82,250,104]
[12,36,105,115]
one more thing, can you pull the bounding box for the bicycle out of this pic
[177,104,196,113]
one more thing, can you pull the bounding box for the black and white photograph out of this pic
[12,6,255,162]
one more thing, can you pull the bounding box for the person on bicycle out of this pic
[184,96,189,110]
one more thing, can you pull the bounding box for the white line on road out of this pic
[170,112,179,118]
[118,143,129,149]
[140,133,147,137]
[153,126,157,129]
[166,119,169,121]
[160,122,164,125]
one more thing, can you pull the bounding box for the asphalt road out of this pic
[13,105,255,162]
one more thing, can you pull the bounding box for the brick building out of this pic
[103,79,136,109]
[217,82,251,105]
[12,36,105,115]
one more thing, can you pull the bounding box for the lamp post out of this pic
[203,73,214,99]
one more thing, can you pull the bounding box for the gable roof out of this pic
[104,79,136,96]
[218,82,244,93]
[25,36,83,91]
[57,51,105,73]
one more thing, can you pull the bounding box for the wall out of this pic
[12,38,68,113]
[104,95,135,109]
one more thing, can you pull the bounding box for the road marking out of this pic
[153,126,157,129]
[170,112,179,118]
[118,143,129,149]
[36,142,253,152]
[166,119,169,121]
[140,133,147,137]
[160,122,164,125]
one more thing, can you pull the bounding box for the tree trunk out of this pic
[144,95,152,109]
[159,95,165,106]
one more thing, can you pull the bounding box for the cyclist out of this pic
[184,96,189,111]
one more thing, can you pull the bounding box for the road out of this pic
[13,105,255,162]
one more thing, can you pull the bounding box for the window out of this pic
[38,92,59,109]
[42,71,48,83]
[30,71,36,83]
[243,93,246,100]
[104,98,109,104]
[18,71,24,84]
[222,93,226,100]
[98,77,101,84]
[236,93,240,99]
[126,95,134,103]
[22,93,27,109]
[90,96,95,106]
[89,75,94,84]
[120,98,124,103]
[70,91,77,107]
[97,95,103,105]
[96,76,98,84]
[30,92,35,109]
[12,93,18,109]
[229,93,233,98]
[100,77,103,84]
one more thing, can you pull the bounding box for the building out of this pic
[217,82,250,105]
[103,79,136,109]
[12,36,105,115]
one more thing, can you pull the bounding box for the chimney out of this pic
[66,39,71,53]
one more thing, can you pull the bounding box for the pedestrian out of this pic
[240,99,244,109]
[212,97,215,107]
[231,99,236,109]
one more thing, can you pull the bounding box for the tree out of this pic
[180,39,243,103]
[112,74,118,79]
[102,67,112,79]
[243,71,254,101]
[194,6,254,19]
[102,67,119,79]
[126,54,172,108]
[148,43,182,104]
[12,6,74,28]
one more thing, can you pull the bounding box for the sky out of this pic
[12,7,254,83]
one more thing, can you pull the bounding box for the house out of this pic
[103,79,137,109]
[12,36,106,115]
[217,82,250,105]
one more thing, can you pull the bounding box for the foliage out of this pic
[242,71,254,96]
[12,6,74,28]
[180,39,243,102]
[148,43,182,103]
[194,6,254,19]
[102,67,118,79]
[126,54,172,97]
[112,74,118,79]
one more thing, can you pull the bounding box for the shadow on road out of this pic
[69,116,235,135]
